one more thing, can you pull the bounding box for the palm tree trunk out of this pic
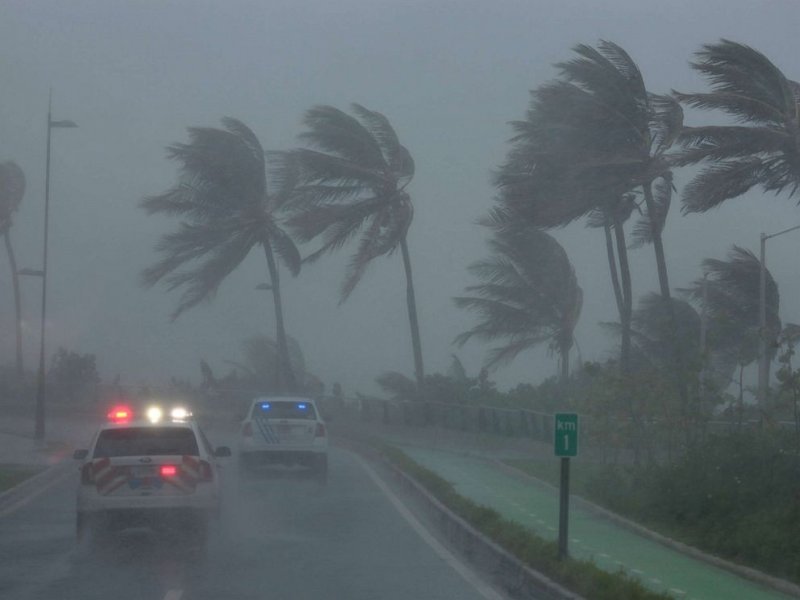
[604,219,625,318]
[4,231,23,376]
[263,244,297,393]
[642,181,689,425]
[642,182,672,301]
[613,212,641,463]
[612,215,632,375]
[399,236,425,388]
[560,342,570,387]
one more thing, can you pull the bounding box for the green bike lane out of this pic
[400,445,793,600]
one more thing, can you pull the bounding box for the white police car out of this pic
[74,404,231,546]
[239,397,328,480]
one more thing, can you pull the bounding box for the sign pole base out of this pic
[558,456,570,560]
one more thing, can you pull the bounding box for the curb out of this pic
[493,458,800,599]
[337,438,585,600]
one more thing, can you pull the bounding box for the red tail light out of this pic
[315,423,326,438]
[81,463,94,485]
[160,465,178,477]
[198,460,213,482]
[242,422,253,437]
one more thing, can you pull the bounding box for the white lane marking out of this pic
[0,468,73,518]
[353,455,507,600]
[163,590,184,600]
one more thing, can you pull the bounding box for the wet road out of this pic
[0,444,501,600]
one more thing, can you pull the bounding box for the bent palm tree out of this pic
[141,118,301,392]
[674,39,800,212]
[684,246,781,415]
[284,104,424,386]
[0,161,26,375]
[495,41,686,398]
[454,227,582,386]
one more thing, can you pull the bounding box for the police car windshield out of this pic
[94,427,199,457]
[252,401,317,420]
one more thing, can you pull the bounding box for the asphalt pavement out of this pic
[0,433,506,600]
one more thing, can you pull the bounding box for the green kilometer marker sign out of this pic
[554,413,579,457]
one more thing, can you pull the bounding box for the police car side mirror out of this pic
[214,446,232,458]
[73,449,88,460]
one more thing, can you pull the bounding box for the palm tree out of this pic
[513,41,682,299]
[0,161,26,376]
[284,104,424,387]
[454,227,582,386]
[141,118,301,392]
[225,334,307,393]
[673,39,800,212]
[684,246,781,418]
[624,293,702,370]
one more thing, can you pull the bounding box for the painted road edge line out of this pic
[353,453,507,600]
[0,467,73,517]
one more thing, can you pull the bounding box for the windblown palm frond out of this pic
[455,227,582,380]
[683,245,781,365]
[674,39,800,212]
[142,118,301,391]
[494,40,678,308]
[284,103,425,386]
[141,117,299,317]
[286,104,414,300]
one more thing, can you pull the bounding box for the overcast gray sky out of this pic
[1,0,799,397]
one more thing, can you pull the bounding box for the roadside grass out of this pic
[505,457,598,493]
[0,464,43,493]
[507,439,800,587]
[381,444,671,600]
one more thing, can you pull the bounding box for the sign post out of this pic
[554,413,578,560]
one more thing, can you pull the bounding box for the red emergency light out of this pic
[107,405,132,423]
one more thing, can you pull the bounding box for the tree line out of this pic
[137,39,797,415]
[2,39,796,419]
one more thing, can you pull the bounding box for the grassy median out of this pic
[381,444,671,600]
[0,464,43,493]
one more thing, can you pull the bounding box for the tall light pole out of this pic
[34,90,77,441]
[758,224,800,413]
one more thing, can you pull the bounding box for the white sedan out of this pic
[239,396,328,481]
[74,404,231,547]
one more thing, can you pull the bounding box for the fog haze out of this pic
[1,0,799,395]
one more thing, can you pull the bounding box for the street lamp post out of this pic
[33,90,76,441]
[757,224,800,413]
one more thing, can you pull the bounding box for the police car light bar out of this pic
[107,405,132,423]
[146,406,163,423]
